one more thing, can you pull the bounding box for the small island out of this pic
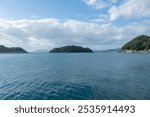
[49,45,93,53]
[121,35,150,53]
[0,45,28,53]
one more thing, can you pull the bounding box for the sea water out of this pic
[0,52,150,100]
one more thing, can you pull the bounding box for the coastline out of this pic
[121,50,150,53]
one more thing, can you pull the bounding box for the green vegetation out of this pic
[122,35,150,51]
[49,45,93,53]
[0,45,28,53]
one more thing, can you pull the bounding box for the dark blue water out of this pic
[0,52,150,100]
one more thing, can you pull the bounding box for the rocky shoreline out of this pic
[121,50,150,53]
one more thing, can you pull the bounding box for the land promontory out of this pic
[0,45,28,53]
[49,45,93,53]
[121,35,150,53]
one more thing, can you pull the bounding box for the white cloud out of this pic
[82,0,118,9]
[83,0,150,21]
[91,14,109,23]
[110,0,117,3]
[144,20,150,25]
[0,18,149,51]
[82,0,106,9]
[109,0,150,21]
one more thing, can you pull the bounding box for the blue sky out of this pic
[0,0,105,20]
[0,0,150,51]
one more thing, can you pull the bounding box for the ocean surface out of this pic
[0,52,150,100]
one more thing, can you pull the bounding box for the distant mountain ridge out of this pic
[32,49,49,53]
[0,45,28,53]
[49,45,93,53]
[121,35,150,53]
[95,48,120,52]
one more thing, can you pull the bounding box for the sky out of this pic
[0,0,150,51]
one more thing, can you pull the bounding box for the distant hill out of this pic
[0,45,28,53]
[32,49,49,53]
[49,45,93,53]
[121,35,150,53]
[95,48,120,53]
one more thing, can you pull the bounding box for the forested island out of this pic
[121,35,150,53]
[0,45,28,53]
[49,45,93,53]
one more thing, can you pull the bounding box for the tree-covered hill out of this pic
[0,45,28,53]
[49,45,93,53]
[122,35,150,51]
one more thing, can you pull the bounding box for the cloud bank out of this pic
[109,0,150,21]
[0,18,149,51]
[83,0,150,21]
